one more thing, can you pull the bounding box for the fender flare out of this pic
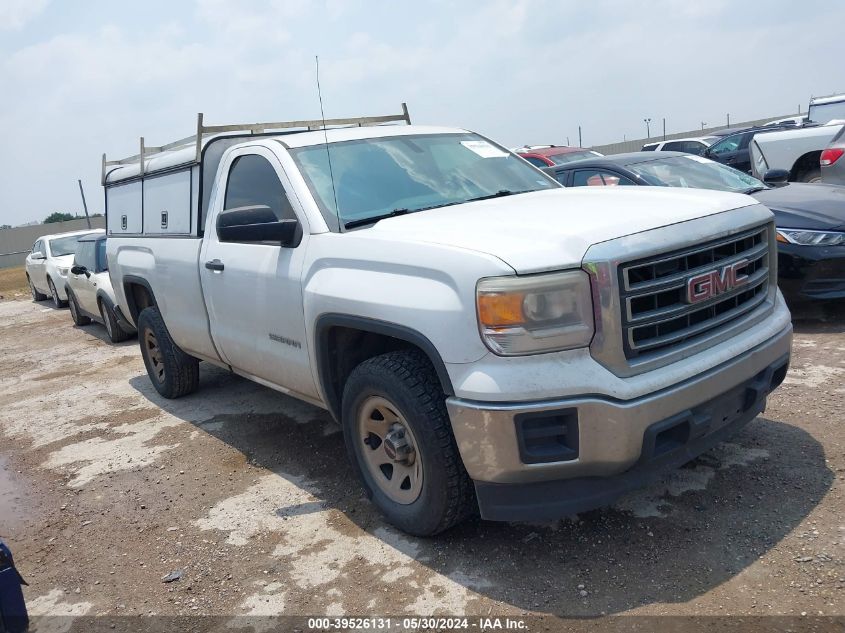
[314,313,455,421]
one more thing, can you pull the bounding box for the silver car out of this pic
[821,126,845,185]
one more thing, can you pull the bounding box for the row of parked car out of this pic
[513,94,845,305]
[641,92,845,185]
[25,230,134,342]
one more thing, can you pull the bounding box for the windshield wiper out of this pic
[464,189,519,203]
[344,208,415,229]
[343,190,528,229]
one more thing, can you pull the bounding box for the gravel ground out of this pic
[0,297,843,630]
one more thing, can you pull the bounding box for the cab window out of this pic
[224,154,295,221]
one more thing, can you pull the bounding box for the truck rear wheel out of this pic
[799,167,821,183]
[341,350,475,536]
[137,306,199,398]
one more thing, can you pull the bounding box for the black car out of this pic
[546,152,845,303]
[702,126,788,174]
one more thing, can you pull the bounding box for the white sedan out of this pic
[25,229,104,308]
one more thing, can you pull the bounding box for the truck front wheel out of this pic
[137,306,199,399]
[341,350,475,536]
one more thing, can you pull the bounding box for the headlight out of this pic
[57,266,70,277]
[476,270,594,355]
[776,229,845,246]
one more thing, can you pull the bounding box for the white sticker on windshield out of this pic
[685,155,711,163]
[460,140,509,158]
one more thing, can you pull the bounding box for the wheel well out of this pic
[317,320,454,422]
[791,151,822,180]
[124,281,155,322]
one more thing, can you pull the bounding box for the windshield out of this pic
[548,150,602,166]
[47,233,95,257]
[809,100,845,124]
[289,133,559,228]
[626,155,767,193]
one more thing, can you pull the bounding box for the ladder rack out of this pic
[102,103,411,184]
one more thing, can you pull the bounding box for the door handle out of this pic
[205,259,225,272]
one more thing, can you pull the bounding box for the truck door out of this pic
[199,147,318,400]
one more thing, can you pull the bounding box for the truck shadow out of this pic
[129,369,832,617]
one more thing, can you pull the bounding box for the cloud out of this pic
[0,0,49,31]
[0,0,844,225]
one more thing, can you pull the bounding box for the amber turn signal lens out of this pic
[478,293,525,327]
[776,232,789,244]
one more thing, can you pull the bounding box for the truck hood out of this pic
[368,187,758,273]
[751,183,845,231]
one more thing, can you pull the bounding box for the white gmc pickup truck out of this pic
[103,108,792,535]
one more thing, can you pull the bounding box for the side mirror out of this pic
[217,205,301,247]
[31,252,45,260]
[71,265,89,277]
[763,169,790,185]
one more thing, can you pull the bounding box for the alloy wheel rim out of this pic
[29,279,36,300]
[144,329,165,384]
[69,296,77,321]
[356,396,423,505]
[50,281,59,306]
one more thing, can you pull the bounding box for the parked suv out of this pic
[703,126,788,174]
[65,233,134,342]
[25,229,103,308]
[104,109,792,535]
[641,136,717,154]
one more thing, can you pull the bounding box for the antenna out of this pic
[316,56,341,229]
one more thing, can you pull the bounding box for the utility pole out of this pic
[578,126,582,147]
[701,121,707,131]
[662,118,666,140]
[727,113,731,127]
[643,118,652,138]
[78,179,91,229]
[566,136,570,146]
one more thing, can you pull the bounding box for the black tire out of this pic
[47,277,67,308]
[341,349,475,536]
[137,306,199,398]
[67,289,91,326]
[99,299,130,343]
[27,275,47,302]
[799,168,821,183]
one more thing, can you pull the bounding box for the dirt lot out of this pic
[0,296,843,629]
[0,265,30,300]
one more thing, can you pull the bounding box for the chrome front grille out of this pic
[619,225,770,359]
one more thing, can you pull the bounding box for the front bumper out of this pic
[778,243,845,301]
[446,321,792,522]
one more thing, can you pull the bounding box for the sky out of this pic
[1,0,843,226]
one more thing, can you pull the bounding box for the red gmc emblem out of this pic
[686,259,749,304]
